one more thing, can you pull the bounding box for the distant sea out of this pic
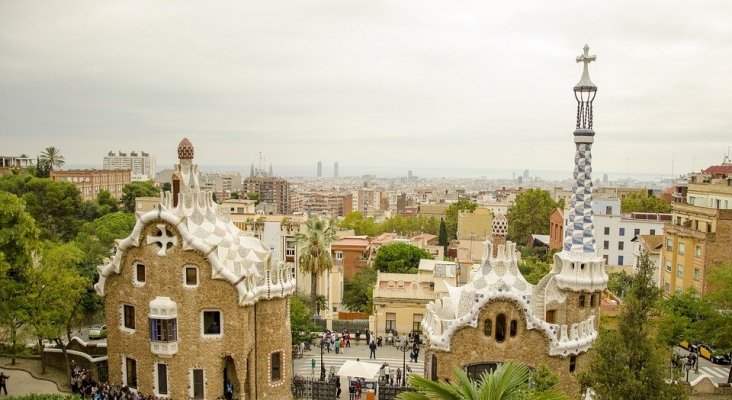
[66,163,669,183]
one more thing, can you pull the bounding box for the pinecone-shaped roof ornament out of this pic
[178,138,194,160]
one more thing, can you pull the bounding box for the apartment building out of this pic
[103,150,156,181]
[661,163,732,295]
[50,169,131,201]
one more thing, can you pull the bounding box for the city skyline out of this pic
[1,1,730,177]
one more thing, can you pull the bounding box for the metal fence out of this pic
[292,376,338,400]
[378,384,415,400]
[332,319,369,333]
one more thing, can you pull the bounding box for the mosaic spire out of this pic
[564,44,598,253]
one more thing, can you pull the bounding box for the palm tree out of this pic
[39,146,65,170]
[400,362,566,400]
[294,218,337,315]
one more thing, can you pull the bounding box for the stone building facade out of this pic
[96,138,295,400]
[50,168,131,201]
[420,46,608,397]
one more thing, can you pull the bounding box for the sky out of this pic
[1,1,731,179]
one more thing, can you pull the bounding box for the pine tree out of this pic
[439,217,448,256]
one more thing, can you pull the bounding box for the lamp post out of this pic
[320,340,326,381]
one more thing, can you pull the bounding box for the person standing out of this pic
[0,372,9,395]
[396,368,402,386]
[369,340,377,359]
[335,336,341,354]
[365,330,371,345]
[340,336,346,354]
[224,379,234,400]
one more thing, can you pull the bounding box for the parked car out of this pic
[679,339,691,350]
[699,344,713,361]
[711,351,731,365]
[89,325,107,339]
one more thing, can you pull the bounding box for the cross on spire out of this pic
[575,44,597,90]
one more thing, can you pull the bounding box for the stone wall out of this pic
[428,299,585,396]
[104,220,291,400]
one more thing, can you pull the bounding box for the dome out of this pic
[492,214,508,237]
[178,138,194,160]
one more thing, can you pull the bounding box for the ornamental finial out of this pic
[574,44,597,91]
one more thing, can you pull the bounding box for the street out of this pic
[673,346,731,384]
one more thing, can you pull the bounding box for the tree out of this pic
[230,191,239,199]
[0,191,41,365]
[26,242,89,374]
[444,199,477,240]
[702,265,732,383]
[247,191,260,205]
[578,251,686,400]
[517,255,551,285]
[606,271,634,299]
[39,146,65,170]
[0,175,85,241]
[439,218,448,256]
[343,267,377,313]
[290,295,319,345]
[373,242,433,274]
[161,182,172,192]
[400,362,566,400]
[531,363,559,394]
[621,192,671,213]
[506,189,559,242]
[295,218,336,315]
[120,181,159,212]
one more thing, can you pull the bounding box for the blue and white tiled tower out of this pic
[553,45,608,292]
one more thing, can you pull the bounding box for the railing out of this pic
[378,384,416,400]
[292,376,337,399]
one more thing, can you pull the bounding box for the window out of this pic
[150,319,177,342]
[135,263,146,283]
[509,320,517,337]
[678,243,685,255]
[676,265,684,278]
[664,282,670,293]
[618,256,624,265]
[495,314,506,343]
[579,295,586,308]
[569,356,577,373]
[590,294,596,307]
[650,229,656,235]
[412,314,423,332]
[157,364,168,395]
[192,369,204,399]
[666,239,673,251]
[618,241,624,250]
[695,246,702,257]
[285,248,295,257]
[675,287,682,295]
[603,241,609,250]
[605,206,612,215]
[619,228,625,236]
[483,319,492,336]
[123,305,135,330]
[603,227,610,235]
[125,357,138,388]
[385,313,396,333]
[184,266,198,287]
[634,228,640,236]
[545,310,555,324]
[665,260,672,272]
[334,251,343,261]
[271,352,282,382]
[694,268,701,281]
[466,363,499,382]
[202,311,222,336]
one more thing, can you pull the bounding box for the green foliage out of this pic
[0,175,84,241]
[120,181,158,212]
[290,295,319,345]
[656,289,716,348]
[620,192,671,213]
[338,211,440,237]
[162,182,172,192]
[230,191,239,199]
[400,362,566,400]
[295,218,337,314]
[247,191,260,204]
[444,199,477,240]
[343,267,377,313]
[74,212,136,279]
[39,146,65,170]
[578,251,687,400]
[531,363,559,394]
[372,242,432,274]
[507,189,559,242]
[439,218,448,254]
[703,265,732,354]
[607,271,634,299]
[517,255,551,285]
[5,395,81,400]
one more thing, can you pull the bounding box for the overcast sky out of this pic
[1,1,730,178]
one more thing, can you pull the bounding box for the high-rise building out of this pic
[243,175,291,215]
[103,150,156,181]
[317,161,322,178]
[334,162,339,178]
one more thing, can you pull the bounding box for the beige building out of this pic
[457,207,493,240]
[50,169,131,201]
[0,155,35,176]
[661,163,732,295]
[95,139,295,400]
[372,259,459,337]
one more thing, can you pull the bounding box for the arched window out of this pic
[590,294,596,307]
[510,319,517,337]
[579,295,586,308]
[495,314,506,342]
[483,319,492,337]
[569,356,577,373]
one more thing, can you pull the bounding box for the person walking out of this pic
[335,336,341,354]
[369,340,377,359]
[0,372,9,395]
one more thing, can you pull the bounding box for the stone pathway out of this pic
[0,367,62,396]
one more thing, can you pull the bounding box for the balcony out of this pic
[151,341,178,358]
[664,223,713,242]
